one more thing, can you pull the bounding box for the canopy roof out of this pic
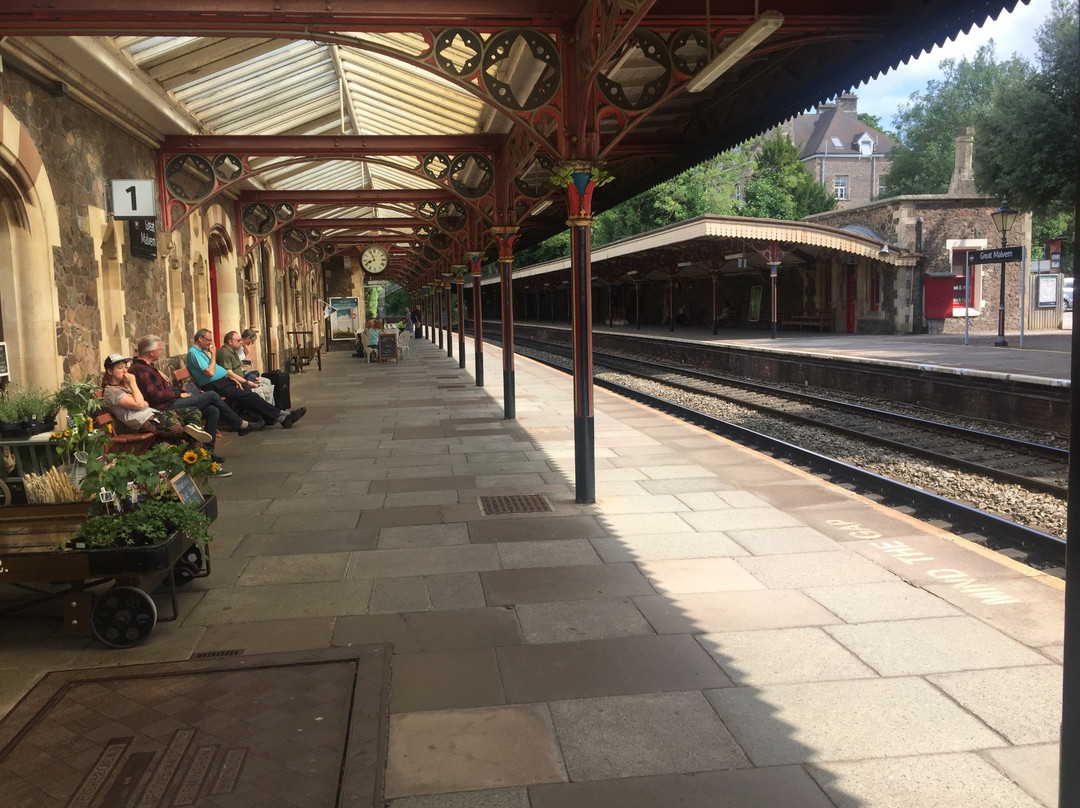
[0,0,1021,286]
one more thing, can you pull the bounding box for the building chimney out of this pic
[948,127,977,196]
[837,93,858,115]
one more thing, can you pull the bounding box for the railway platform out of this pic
[0,336,1065,807]
[586,320,1073,385]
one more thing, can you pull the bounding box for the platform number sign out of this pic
[110,179,157,219]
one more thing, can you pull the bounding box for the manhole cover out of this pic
[478,494,555,515]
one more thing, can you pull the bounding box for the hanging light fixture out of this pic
[687,11,784,93]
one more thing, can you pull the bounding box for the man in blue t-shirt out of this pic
[187,328,306,429]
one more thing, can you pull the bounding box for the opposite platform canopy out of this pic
[0,0,1023,285]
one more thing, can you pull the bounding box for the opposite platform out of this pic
[0,336,1065,807]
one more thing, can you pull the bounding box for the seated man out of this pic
[187,328,306,429]
[239,328,291,409]
[129,334,265,462]
[217,330,275,407]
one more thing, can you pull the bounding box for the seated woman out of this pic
[101,354,214,447]
[365,320,381,360]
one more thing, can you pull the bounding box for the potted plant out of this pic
[0,394,20,437]
[53,376,105,419]
[70,442,219,550]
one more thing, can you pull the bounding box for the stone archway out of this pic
[0,106,63,388]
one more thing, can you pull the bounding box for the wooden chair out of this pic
[92,394,156,455]
[287,330,322,373]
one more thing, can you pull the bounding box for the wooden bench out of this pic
[287,330,322,374]
[92,395,156,456]
[781,309,835,332]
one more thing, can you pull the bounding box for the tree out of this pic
[974,0,1077,225]
[739,132,837,219]
[882,44,1028,196]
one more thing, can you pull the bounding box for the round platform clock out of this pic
[361,245,389,274]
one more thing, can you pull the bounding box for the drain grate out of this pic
[478,494,555,516]
[190,649,243,659]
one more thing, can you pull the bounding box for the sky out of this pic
[847,0,1053,127]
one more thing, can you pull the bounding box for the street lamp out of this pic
[990,199,1018,347]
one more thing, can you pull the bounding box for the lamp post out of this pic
[990,199,1018,347]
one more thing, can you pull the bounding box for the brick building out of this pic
[781,93,898,208]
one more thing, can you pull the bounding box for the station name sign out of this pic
[968,246,1025,264]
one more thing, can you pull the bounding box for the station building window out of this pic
[833,176,849,200]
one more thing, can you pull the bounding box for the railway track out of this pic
[487,333,1067,570]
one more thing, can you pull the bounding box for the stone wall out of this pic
[1,69,186,379]
[808,196,1032,334]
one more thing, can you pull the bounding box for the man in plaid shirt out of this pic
[129,334,264,461]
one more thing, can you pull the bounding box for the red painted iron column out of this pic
[453,266,466,368]
[492,227,519,419]
[565,167,597,504]
[467,252,485,386]
[442,272,453,359]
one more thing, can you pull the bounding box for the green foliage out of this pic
[80,442,216,503]
[882,44,1028,196]
[739,133,837,220]
[75,498,211,549]
[857,112,891,138]
[365,285,381,319]
[1,385,55,421]
[53,376,104,416]
[593,149,751,245]
[973,0,1077,221]
[384,286,411,316]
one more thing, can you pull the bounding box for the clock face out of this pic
[361,245,388,273]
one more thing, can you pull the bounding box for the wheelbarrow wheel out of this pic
[172,558,200,586]
[91,586,158,648]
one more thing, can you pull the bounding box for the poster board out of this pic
[169,471,205,506]
[747,286,762,323]
[378,333,398,362]
[0,342,8,379]
[1035,274,1059,309]
[329,296,360,341]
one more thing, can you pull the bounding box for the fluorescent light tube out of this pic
[686,11,784,93]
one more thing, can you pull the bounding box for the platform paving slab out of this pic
[527,767,838,808]
[495,539,603,569]
[388,787,530,808]
[807,753,1046,808]
[697,627,877,685]
[927,665,1063,745]
[633,588,841,634]
[185,579,374,625]
[548,690,749,781]
[589,531,747,562]
[234,527,380,556]
[514,597,654,643]
[384,704,566,798]
[237,551,350,585]
[192,617,336,655]
[497,634,730,702]
[481,562,654,606]
[982,743,1060,807]
[388,648,505,713]
[825,615,1049,676]
[725,525,842,555]
[924,575,1066,648]
[331,608,523,654]
[803,580,962,623]
[637,557,765,594]
[347,545,501,579]
[737,549,900,588]
[707,677,1007,766]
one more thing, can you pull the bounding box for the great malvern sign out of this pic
[968,246,1025,264]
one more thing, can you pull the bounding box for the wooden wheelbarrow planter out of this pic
[0,496,217,648]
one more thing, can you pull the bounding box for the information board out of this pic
[378,333,398,362]
[0,341,7,379]
[169,471,205,506]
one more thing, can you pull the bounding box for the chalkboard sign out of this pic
[169,471,205,505]
[378,333,398,363]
